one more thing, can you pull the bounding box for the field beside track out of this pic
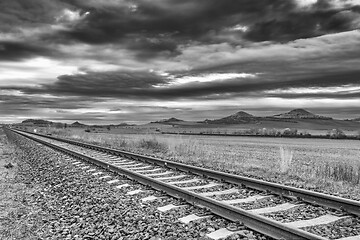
[32,127,360,200]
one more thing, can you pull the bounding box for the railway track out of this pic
[7,128,360,240]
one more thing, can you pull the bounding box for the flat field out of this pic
[134,118,360,136]
[44,127,360,200]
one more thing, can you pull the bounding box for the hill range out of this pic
[17,119,133,128]
[14,109,360,134]
[147,109,360,134]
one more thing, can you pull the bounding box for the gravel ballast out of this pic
[4,130,270,240]
[303,217,360,239]
[263,204,328,223]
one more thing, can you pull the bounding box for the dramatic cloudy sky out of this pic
[1,0,360,124]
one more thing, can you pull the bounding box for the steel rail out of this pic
[8,128,327,240]
[11,128,360,217]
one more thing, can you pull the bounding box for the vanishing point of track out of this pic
[7,128,360,240]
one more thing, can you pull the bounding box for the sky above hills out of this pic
[1,0,360,124]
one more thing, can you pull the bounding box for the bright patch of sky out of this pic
[0,57,78,86]
[154,72,257,87]
[0,90,25,96]
[129,4,138,12]
[333,0,360,7]
[230,24,249,32]
[296,0,318,7]
[267,85,360,94]
[296,0,360,9]
[56,9,89,23]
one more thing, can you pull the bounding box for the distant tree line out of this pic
[162,127,360,140]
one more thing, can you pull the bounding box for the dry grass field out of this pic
[43,127,360,200]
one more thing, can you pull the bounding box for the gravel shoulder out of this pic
[0,129,43,239]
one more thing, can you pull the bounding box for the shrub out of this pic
[282,128,298,136]
[317,162,360,184]
[327,129,346,139]
[138,137,168,153]
[303,131,312,137]
[173,138,206,158]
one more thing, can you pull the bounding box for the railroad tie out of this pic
[141,195,160,202]
[107,179,120,184]
[182,182,220,191]
[157,203,187,212]
[134,168,163,173]
[221,195,272,205]
[199,188,239,197]
[206,228,246,240]
[155,175,188,181]
[247,202,302,214]
[99,175,112,180]
[115,183,130,189]
[126,189,143,195]
[167,178,201,185]
[284,214,349,228]
[126,165,153,170]
[178,213,212,224]
[144,171,174,177]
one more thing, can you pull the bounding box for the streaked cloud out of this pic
[155,73,258,87]
[0,0,360,123]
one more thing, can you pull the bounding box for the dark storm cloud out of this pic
[8,69,360,101]
[0,0,69,61]
[118,35,181,59]
[0,41,59,61]
[55,0,291,47]
[1,0,359,61]
[51,0,360,56]
[0,0,66,31]
[0,94,90,110]
[58,0,283,44]
[47,71,167,96]
[244,6,360,42]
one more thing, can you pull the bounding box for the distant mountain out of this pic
[204,111,257,124]
[71,121,87,127]
[152,117,184,124]
[352,117,360,122]
[21,119,53,125]
[273,109,332,120]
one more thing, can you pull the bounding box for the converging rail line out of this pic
[7,128,360,240]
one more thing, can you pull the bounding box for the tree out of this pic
[327,129,346,139]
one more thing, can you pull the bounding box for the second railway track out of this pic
[7,128,360,240]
